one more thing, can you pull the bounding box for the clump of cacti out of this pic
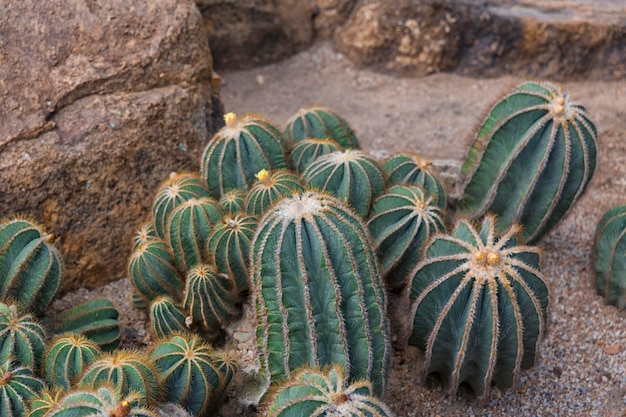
[593,204,626,310]
[0,302,46,369]
[244,169,304,216]
[43,335,102,390]
[283,106,360,149]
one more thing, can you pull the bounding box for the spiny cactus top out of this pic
[593,204,626,310]
[132,223,158,252]
[0,363,44,417]
[261,364,395,417]
[283,106,360,149]
[44,334,102,390]
[0,302,45,369]
[219,189,247,215]
[407,215,549,399]
[458,81,598,244]
[252,191,390,396]
[245,169,305,216]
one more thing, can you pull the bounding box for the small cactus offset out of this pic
[283,106,360,149]
[0,218,62,315]
[289,138,344,173]
[219,189,247,215]
[132,223,158,252]
[368,185,446,289]
[244,169,305,216]
[148,296,190,339]
[200,112,289,198]
[44,334,102,390]
[406,215,549,399]
[0,362,45,417]
[458,81,598,243]
[27,388,64,417]
[303,150,385,218]
[252,191,390,396]
[261,364,395,417]
[593,204,626,309]
[383,152,447,209]
[0,302,45,368]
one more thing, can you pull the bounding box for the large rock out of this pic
[0,0,224,291]
[312,0,358,38]
[334,0,626,79]
[196,0,314,69]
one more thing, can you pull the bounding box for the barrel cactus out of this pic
[261,365,395,417]
[0,302,45,368]
[593,204,626,309]
[148,296,190,339]
[252,191,390,396]
[458,81,598,243]
[0,362,44,417]
[283,106,360,149]
[289,138,344,173]
[132,223,158,252]
[200,112,289,198]
[406,215,549,398]
[244,169,304,216]
[44,335,102,390]
[219,189,247,215]
[27,388,64,417]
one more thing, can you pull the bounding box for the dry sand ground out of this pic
[52,41,626,416]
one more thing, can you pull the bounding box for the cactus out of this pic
[148,334,237,415]
[0,302,45,368]
[219,189,247,215]
[303,150,385,218]
[406,215,549,399]
[252,191,390,396]
[368,185,446,289]
[152,172,213,239]
[289,138,344,173]
[207,213,258,294]
[27,388,64,417]
[200,112,289,198]
[261,364,395,417]
[383,152,447,209]
[42,298,121,352]
[166,197,223,275]
[283,106,360,149]
[593,204,626,309]
[182,264,241,335]
[458,81,598,243]
[132,223,158,252]
[0,362,44,417]
[131,291,149,310]
[44,335,102,390]
[245,169,305,216]
[128,238,184,303]
[0,218,62,315]
[148,296,190,339]
[78,350,160,407]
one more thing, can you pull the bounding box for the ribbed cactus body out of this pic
[44,335,102,390]
[252,191,390,396]
[208,214,258,293]
[245,170,305,216]
[0,363,44,417]
[262,365,395,417]
[283,107,360,149]
[383,153,447,209]
[303,150,385,218]
[152,172,212,239]
[27,389,64,417]
[593,204,626,309]
[0,302,45,368]
[368,185,446,289]
[167,198,223,275]
[132,223,158,252]
[219,189,246,215]
[149,296,189,339]
[289,138,344,173]
[0,219,62,315]
[407,216,549,398]
[459,81,598,243]
[200,113,289,198]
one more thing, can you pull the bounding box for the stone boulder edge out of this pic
[0,0,224,291]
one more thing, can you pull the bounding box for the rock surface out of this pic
[312,0,358,38]
[0,0,223,291]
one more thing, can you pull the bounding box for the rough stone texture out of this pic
[311,0,358,38]
[0,0,224,291]
[196,0,314,69]
[334,0,626,80]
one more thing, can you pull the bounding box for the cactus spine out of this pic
[148,296,190,339]
[0,362,44,417]
[128,239,184,303]
[0,302,45,368]
[44,335,102,390]
[283,107,360,149]
[458,81,598,243]
[289,138,344,173]
[252,191,390,396]
[593,204,626,309]
[407,215,549,398]
[244,169,305,216]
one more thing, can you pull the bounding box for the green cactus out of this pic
[219,189,247,215]
[289,138,344,174]
[132,222,158,252]
[207,213,258,294]
[406,215,549,399]
[152,172,212,239]
[252,191,390,396]
[166,197,223,275]
[42,298,121,352]
[302,150,385,218]
[383,152,447,209]
[44,334,102,390]
[261,364,395,417]
[131,291,149,310]
[148,296,190,339]
[458,81,598,243]
[368,185,446,289]
[200,112,289,198]
[27,388,64,417]
[0,362,44,417]
[78,350,160,407]
[244,169,305,216]
[593,204,626,309]
[0,218,62,315]
[148,334,237,416]
[0,302,45,368]
[283,106,360,149]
